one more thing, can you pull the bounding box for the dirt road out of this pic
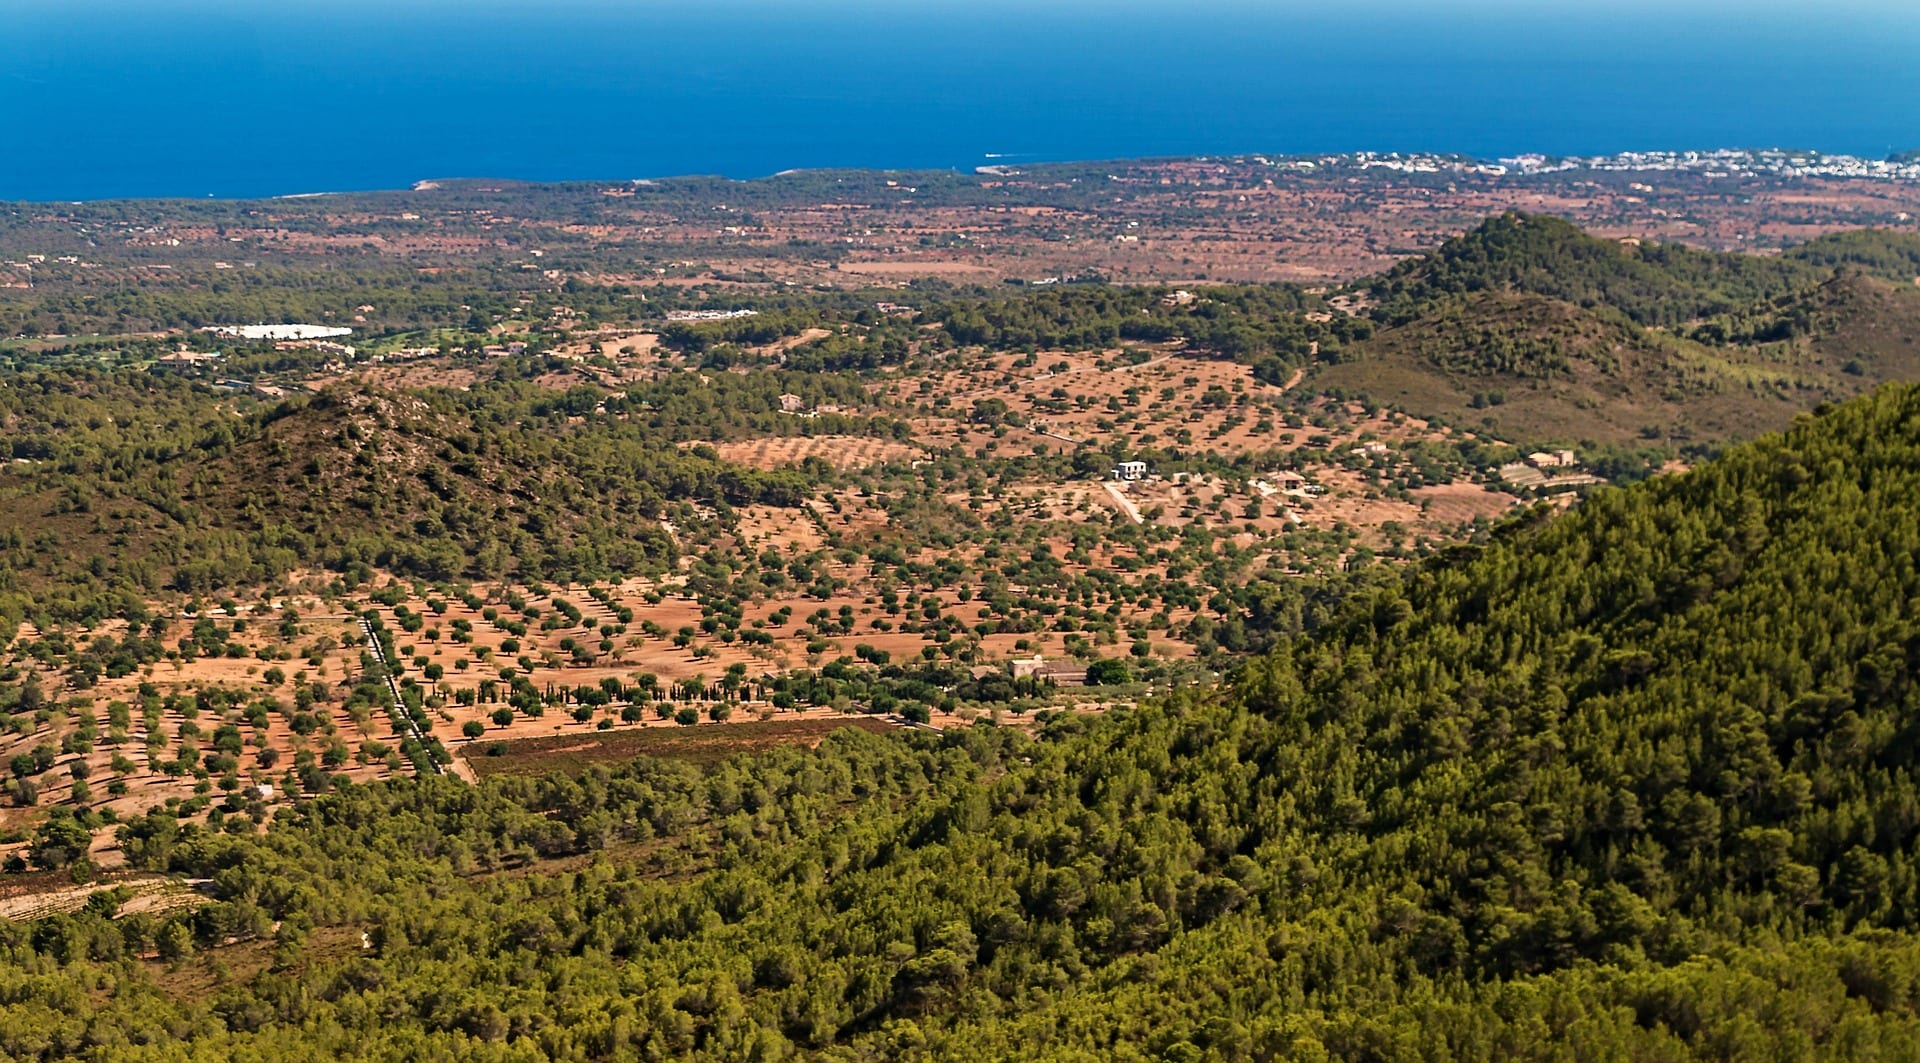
[1104,482,1145,524]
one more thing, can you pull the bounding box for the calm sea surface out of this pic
[3,1,1917,201]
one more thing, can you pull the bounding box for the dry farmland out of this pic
[702,435,924,471]
[0,294,1588,842]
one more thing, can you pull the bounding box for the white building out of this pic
[151,351,221,374]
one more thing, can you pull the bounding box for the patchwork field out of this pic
[464,716,897,778]
[703,434,924,470]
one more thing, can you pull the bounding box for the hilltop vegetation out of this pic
[1,381,1920,1057]
[1316,214,1920,444]
[0,365,905,624]
[1366,213,1920,327]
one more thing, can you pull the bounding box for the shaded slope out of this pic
[0,379,824,615]
[1312,289,1851,445]
[1324,220,1920,446]
[1314,289,1742,443]
[1366,212,1824,328]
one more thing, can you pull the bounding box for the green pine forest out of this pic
[3,380,1920,1056]
[3,212,1920,1058]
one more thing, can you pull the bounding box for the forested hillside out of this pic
[1366,213,1920,327]
[0,366,902,625]
[1319,215,1920,443]
[2,381,1919,1058]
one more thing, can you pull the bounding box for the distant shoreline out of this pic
[8,147,1919,206]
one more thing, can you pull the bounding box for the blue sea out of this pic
[3,0,1918,202]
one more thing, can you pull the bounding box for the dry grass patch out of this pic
[703,435,924,471]
[464,716,897,778]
